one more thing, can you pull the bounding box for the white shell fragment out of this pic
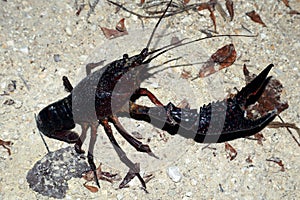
[167,166,182,183]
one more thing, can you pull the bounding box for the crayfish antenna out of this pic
[34,113,51,153]
[145,0,173,49]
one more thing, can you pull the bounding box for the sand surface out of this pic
[0,0,299,199]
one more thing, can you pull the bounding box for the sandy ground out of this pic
[0,0,300,199]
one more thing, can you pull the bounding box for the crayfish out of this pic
[35,0,282,191]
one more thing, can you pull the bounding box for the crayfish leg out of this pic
[86,122,100,188]
[100,119,147,190]
[130,88,164,106]
[74,123,91,154]
[62,76,73,93]
[119,163,148,193]
[110,116,158,159]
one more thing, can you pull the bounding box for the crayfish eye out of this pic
[141,48,148,57]
[123,54,129,60]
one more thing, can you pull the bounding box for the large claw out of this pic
[129,64,279,143]
[235,64,274,108]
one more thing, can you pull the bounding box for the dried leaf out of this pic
[183,0,190,5]
[198,3,217,32]
[215,2,227,21]
[281,0,290,8]
[180,69,192,79]
[83,183,99,193]
[225,142,237,161]
[0,139,13,156]
[254,133,265,145]
[288,10,300,15]
[211,44,236,69]
[209,7,217,32]
[115,18,127,32]
[243,65,289,117]
[82,163,120,188]
[246,155,253,163]
[246,10,267,27]
[199,44,236,77]
[140,0,145,5]
[197,3,210,11]
[100,18,128,39]
[266,158,285,172]
[225,0,234,21]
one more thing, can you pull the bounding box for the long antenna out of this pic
[144,34,257,64]
[146,0,173,49]
[34,113,50,153]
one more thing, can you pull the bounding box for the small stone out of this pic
[185,191,193,197]
[191,178,197,186]
[167,166,182,183]
[19,178,25,185]
[19,47,29,54]
[79,55,88,62]
[117,194,123,200]
[53,54,61,62]
[150,82,160,89]
[65,27,72,36]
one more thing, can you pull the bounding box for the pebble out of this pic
[19,47,29,54]
[117,194,124,200]
[65,26,72,36]
[18,178,25,185]
[167,166,182,183]
[185,191,193,197]
[53,54,61,62]
[191,178,198,186]
[79,55,88,62]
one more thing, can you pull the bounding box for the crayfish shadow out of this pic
[26,146,89,199]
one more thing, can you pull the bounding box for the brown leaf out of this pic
[288,10,300,15]
[83,183,99,193]
[266,158,285,172]
[225,142,237,161]
[0,139,13,156]
[199,44,237,77]
[246,10,267,27]
[183,0,190,5]
[243,65,289,117]
[225,0,234,21]
[281,0,290,8]
[209,8,217,32]
[115,18,127,32]
[180,69,192,79]
[100,18,128,39]
[197,3,210,11]
[254,133,265,145]
[246,155,253,163]
[198,3,217,32]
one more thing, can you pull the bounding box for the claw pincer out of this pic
[130,64,278,143]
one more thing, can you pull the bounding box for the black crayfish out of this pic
[35,0,281,191]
